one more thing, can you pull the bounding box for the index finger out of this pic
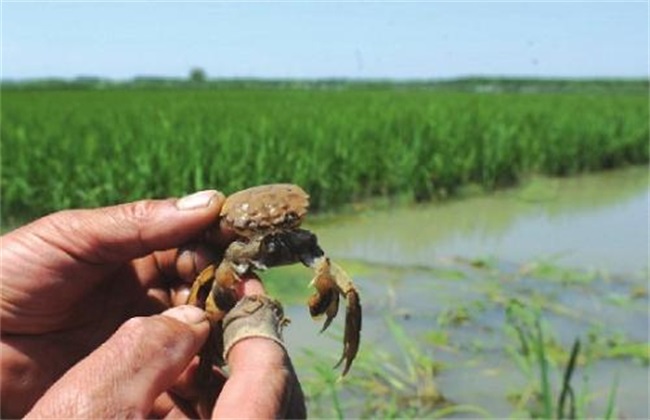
[213,277,307,419]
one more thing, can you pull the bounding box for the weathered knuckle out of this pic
[129,199,159,222]
[121,315,176,341]
[118,316,153,343]
[32,208,89,244]
[95,200,160,258]
[115,199,159,229]
[118,315,194,359]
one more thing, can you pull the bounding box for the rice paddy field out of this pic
[2,82,649,417]
[2,84,648,223]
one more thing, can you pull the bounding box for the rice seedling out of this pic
[505,300,621,418]
[299,316,490,418]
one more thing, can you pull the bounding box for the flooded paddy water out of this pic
[282,166,649,418]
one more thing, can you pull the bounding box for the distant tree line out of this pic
[2,74,648,94]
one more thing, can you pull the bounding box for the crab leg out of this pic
[188,262,240,320]
[308,256,362,376]
[187,264,218,310]
[187,261,242,417]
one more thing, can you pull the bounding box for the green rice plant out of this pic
[602,374,619,420]
[584,326,650,365]
[505,300,621,418]
[2,87,648,225]
[299,317,491,418]
[301,318,446,418]
[300,353,346,419]
[556,338,581,418]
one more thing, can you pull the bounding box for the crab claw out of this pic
[308,263,339,332]
[308,256,362,376]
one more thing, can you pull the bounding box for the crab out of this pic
[188,184,361,382]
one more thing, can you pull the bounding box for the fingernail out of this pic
[176,190,218,210]
[163,305,207,325]
[171,286,191,307]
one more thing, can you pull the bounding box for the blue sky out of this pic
[2,1,648,80]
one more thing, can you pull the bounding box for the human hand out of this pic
[1,191,305,418]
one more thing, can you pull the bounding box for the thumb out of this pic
[12,189,225,265]
[1,190,224,334]
[3,190,225,278]
[25,305,210,419]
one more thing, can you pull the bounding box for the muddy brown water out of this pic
[284,166,649,418]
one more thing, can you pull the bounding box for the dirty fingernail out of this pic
[163,305,207,325]
[176,190,219,210]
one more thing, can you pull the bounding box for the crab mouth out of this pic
[255,228,325,269]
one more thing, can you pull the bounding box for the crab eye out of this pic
[284,211,298,225]
[265,238,277,253]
